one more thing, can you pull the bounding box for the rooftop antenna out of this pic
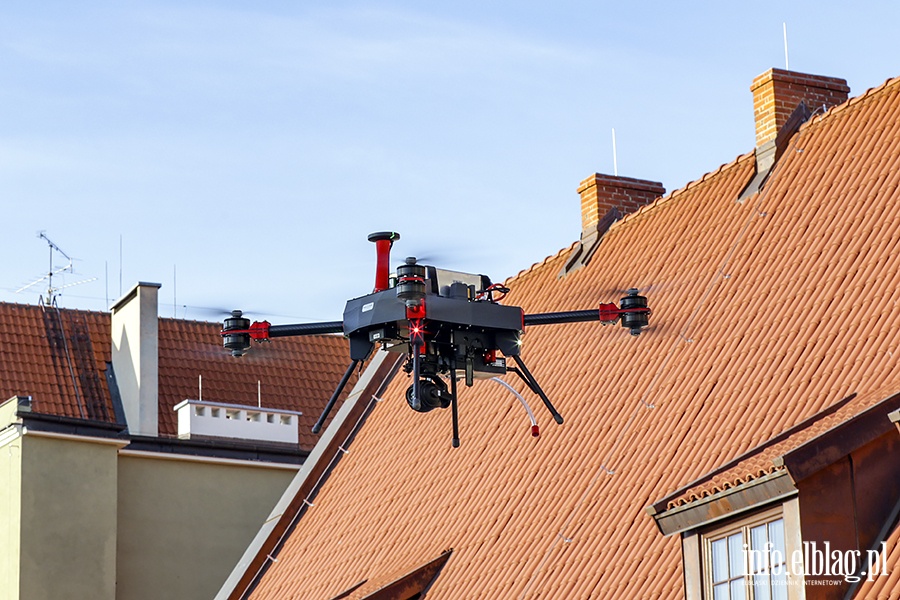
[119,234,123,296]
[783,22,789,70]
[15,232,96,305]
[612,128,619,176]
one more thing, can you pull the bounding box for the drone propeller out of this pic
[596,283,660,297]
[183,303,314,323]
[182,305,237,319]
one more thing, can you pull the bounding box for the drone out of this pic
[221,232,651,447]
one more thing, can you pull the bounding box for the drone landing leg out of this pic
[449,364,460,448]
[410,340,423,411]
[312,359,361,434]
[509,366,538,396]
[511,355,564,425]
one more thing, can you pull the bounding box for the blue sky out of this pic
[3,1,899,323]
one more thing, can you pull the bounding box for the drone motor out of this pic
[223,310,251,357]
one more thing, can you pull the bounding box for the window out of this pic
[703,508,788,600]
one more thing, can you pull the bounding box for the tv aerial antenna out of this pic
[15,232,97,305]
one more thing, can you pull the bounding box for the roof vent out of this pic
[738,101,811,202]
[174,399,302,445]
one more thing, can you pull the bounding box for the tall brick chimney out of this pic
[578,174,665,232]
[562,173,665,276]
[751,68,850,147]
[739,68,850,202]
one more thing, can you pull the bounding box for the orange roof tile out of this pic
[243,75,900,598]
[0,302,114,421]
[656,381,900,510]
[0,302,351,451]
[852,519,900,599]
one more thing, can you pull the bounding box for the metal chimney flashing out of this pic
[738,101,810,203]
[560,207,622,278]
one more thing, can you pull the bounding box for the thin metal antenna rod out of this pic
[16,232,92,303]
[612,128,618,177]
[783,23,789,70]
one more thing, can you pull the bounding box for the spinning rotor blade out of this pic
[183,305,238,318]
[595,282,670,298]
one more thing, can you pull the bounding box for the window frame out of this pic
[702,506,785,599]
[681,498,804,600]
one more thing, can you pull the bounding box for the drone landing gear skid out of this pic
[509,355,564,425]
[311,359,361,434]
[409,355,560,449]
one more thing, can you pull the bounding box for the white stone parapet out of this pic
[174,399,302,445]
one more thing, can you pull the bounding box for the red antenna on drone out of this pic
[368,231,400,292]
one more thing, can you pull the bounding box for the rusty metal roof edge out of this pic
[650,392,859,514]
[357,549,454,600]
[648,469,796,536]
[777,390,900,484]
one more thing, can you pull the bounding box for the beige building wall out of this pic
[116,453,297,600]
[18,434,120,600]
[0,432,22,600]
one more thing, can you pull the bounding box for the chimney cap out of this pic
[110,281,162,312]
[577,173,665,196]
[750,68,850,95]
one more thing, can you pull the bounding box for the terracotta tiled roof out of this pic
[852,519,900,599]
[657,380,900,510]
[0,302,114,422]
[0,302,352,451]
[245,75,900,598]
[157,317,354,449]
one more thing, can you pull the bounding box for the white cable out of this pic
[490,377,539,436]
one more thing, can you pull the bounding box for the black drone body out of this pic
[221,232,651,447]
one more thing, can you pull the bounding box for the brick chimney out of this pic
[578,173,665,232]
[751,68,850,147]
[562,174,665,276]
